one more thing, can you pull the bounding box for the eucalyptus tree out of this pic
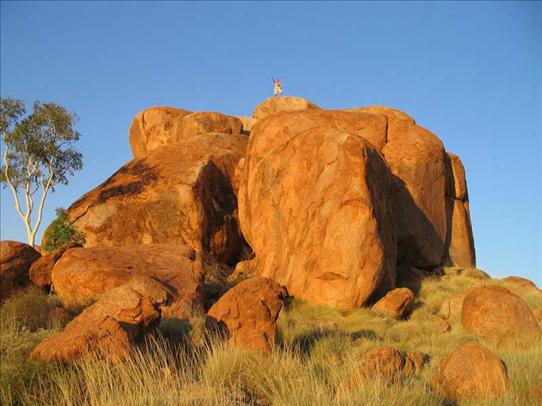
[1,98,83,247]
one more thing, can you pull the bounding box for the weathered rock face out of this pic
[381,118,448,268]
[371,287,415,319]
[129,108,244,160]
[29,243,82,289]
[129,106,193,159]
[31,277,171,362]
[52,244,204,319]
[461,286,541,346]
[0,241,41,301]
[502,276,540,292]
[238,118,396,309]
[252,96,320,120]
[444,153,476,267]
[432,343,509,401]
[61,133,247,263]
[236,116,257,134]
[249,109,388,152]
[205,277,288,352]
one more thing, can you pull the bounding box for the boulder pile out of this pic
[2,96,487,364]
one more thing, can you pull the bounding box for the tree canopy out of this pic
[1,98,83,246]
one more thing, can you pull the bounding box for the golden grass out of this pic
[1,268,541,405]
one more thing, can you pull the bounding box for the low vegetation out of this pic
[1,270,540,405]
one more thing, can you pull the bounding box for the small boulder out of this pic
[461,286,541,346]
[336,347,428,397]
[0,241,41,301]
[432,343,509,401]
[402,351,430,377]
[205,277,288,351]
[252,96,320,120]
[31,277,171,362]
[372,288,415,319]
[29,243,82,289]
[429,315,452,333]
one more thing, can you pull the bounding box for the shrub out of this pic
[42,208,85,253]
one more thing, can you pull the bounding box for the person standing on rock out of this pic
[272,77,283,97]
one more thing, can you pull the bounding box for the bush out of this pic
[42,208,85,253]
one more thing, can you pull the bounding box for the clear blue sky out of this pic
[1,2,540,284]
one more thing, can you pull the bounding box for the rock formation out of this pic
[444,153,476,267]
[205,277,288,351]
[432,343,509,401]
[29,243,82,289]
[31,276,171,361]
[60,132,247,263]
[52,244,204,319]
[238,118,396,309]
[461,285,541,346]
[252,96,320,120]
[0,241,41,301]
[371,287,415,319]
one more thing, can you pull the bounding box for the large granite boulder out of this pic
[31,276,171,362]
[432,343,509,401]
[206,277,288,351]
[238,116,396,309]
[29,243,82,289]
[252,96,320,120]
[0,241,41,301]
[58,132,247,263]
[381,117,448,268]
[461,286,541,346]
[51,244,204,319]
[129,107,243,159]
[129,106,193,159]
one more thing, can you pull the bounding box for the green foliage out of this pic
[1,97,83,246]
[42,208,85,252]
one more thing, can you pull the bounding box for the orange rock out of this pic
[236,116,257,134]
[336,347,427,397]
[444,153,476,267]
[29,243,82,289]
[206,277,288,352]
[347,105,416,125]
[402,351,430,376]
[59,133,247,263]
[0,241,41,301]
[177,112,243,140]
[502,276,540,292]
[129,106,192,159]
[429,314,452,333]
[238,122,396,309]
[249,108,388,152]
[432,343,509,401]
[252,96,320,120]
[31,277,171,362]
[439,291,469,319]
[532,308,542,323]
[51,244,204,319]
[372,288,415,319]
[461,286,541,346]
[381,118,448,268]
[129,107,243,159]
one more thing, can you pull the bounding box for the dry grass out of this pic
[1,268,541,405]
